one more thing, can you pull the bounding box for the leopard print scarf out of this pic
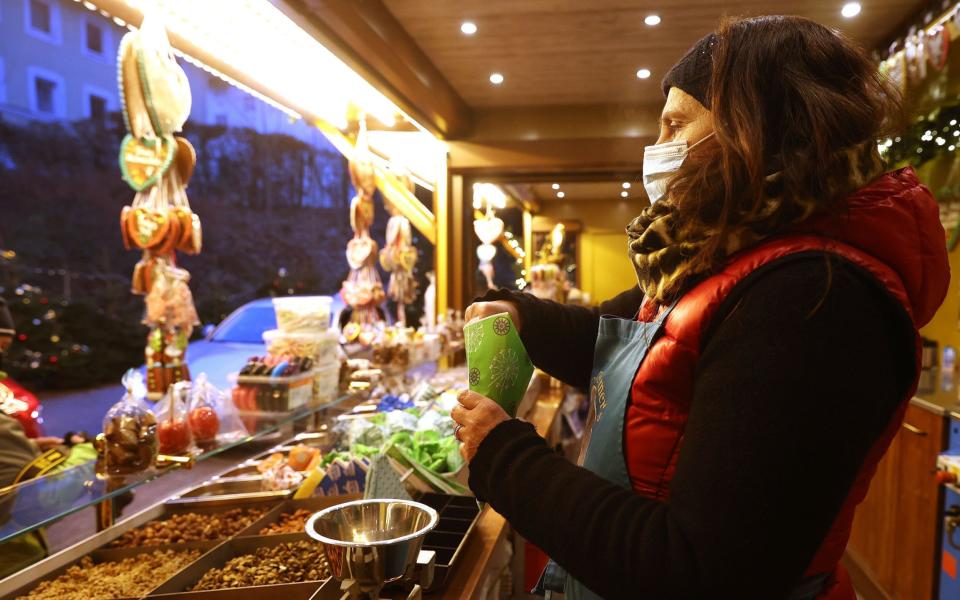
[626,143,883,304]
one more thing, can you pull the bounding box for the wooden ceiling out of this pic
[381,0,928,108]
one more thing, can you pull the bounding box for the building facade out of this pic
[0,0,330,147]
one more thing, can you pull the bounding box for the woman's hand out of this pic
[465,300,522,332]
[451,390,510,462]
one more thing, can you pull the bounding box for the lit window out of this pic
[29,0,49,33]
[89,95,107,120]
[85,22,103,54]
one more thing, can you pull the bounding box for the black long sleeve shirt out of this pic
[470,254,915,599]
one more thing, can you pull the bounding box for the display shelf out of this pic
[0,392,354,545]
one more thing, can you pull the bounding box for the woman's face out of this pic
[656,87,714,146]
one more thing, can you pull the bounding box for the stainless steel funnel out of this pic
[306,499,438,598]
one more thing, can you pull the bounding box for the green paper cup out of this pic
[464,312,534,417]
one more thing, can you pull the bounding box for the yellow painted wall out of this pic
[537,198,644,304]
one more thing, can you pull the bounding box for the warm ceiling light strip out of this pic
[93,0,405,129]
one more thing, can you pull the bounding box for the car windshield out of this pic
[212,305,276,343]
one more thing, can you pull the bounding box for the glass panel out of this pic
[0,393,351,544]
[212,305,276,343]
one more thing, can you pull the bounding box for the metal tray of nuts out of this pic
[106,496,282,549]
[233,494,360,538]
[1,540,221,600]
[147,533,330,596]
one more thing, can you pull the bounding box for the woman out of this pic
[452,16,950,600]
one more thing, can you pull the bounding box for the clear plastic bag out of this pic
[187,374,220,446]
[102,370,158,474]
[193,373,246,444]
[155,381,192,455]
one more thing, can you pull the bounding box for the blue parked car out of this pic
[184,296,346,391]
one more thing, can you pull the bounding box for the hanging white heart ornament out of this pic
[474,216,504,245]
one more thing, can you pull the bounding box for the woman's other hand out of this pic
[465,300,522,331]
[451,390,510,462]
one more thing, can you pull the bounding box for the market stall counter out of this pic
[0,369,564,600]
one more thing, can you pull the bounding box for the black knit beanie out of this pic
[661,32,717,109]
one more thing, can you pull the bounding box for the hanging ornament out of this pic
[477,244,497,262]
[474,213,505,245]
[927,27,950,71]
[117,10,200,400]
[340,117,385,330]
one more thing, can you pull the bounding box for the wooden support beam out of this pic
[289,0,473,138]
[448,137,651,176]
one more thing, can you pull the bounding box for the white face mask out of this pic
[642,132,715,205]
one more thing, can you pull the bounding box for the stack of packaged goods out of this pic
[233,297,342,421]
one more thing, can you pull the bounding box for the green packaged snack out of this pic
[464,312,535,417]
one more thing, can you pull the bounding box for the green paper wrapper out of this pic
[464,312,534,417]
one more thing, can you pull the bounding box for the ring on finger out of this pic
[454,423,463,441]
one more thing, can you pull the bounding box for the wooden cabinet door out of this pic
[891,404,944,600]
[849,428,902,595]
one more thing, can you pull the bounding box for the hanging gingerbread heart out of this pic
[174,136,196,186]
[128,207,171,250]
[173,207,194,252]
[119,134,176,191]
[346,236,377,269]
[120,206,133,250]
[398,247,418,272]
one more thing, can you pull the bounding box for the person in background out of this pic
[453,16,950,600]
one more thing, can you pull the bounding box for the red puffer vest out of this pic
[626,167,950,600]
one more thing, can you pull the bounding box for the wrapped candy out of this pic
[103,370,158,475]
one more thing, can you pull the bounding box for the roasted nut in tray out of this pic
[109,507,268,548]
[259,508,314,535]
[191,541,331,590]
[16,549,200,600]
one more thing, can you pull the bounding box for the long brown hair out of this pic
[666,15,902,279]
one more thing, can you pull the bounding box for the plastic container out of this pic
[235,370,316,413]
[272,296,332,333]
[312,364,341,406]
[262,328,339,363]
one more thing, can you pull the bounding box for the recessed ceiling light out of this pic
[621,190,629,198]
[490,72,504,85]
[841,2,861,18]
[552,183,560,190]
[636,68,652,80]
[557,191,565,199]
[622,182,631,189]
[644,14,661,26]
[461,21,478,35]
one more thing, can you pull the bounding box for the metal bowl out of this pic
[306,499,438,596]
